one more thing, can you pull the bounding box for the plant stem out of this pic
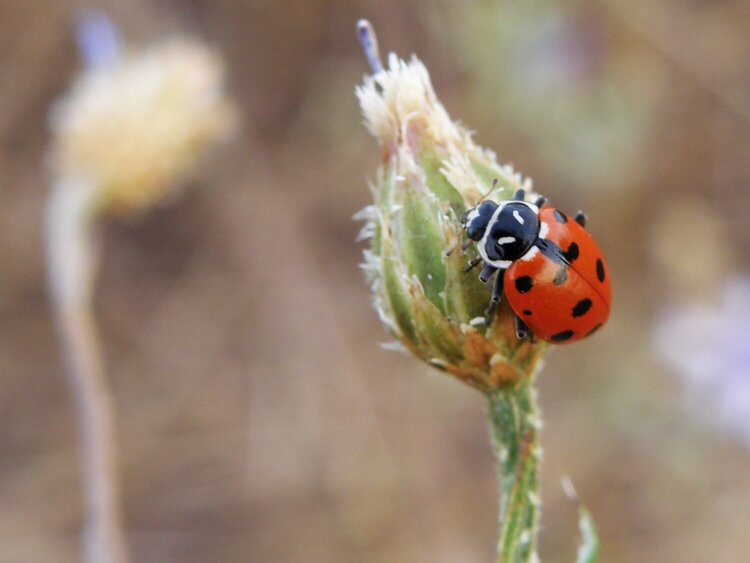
[487,374,542,563]
[47,180,128,563]
[56,304,127,563]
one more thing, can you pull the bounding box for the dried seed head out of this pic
[356,22,546,393]
[49,37,236,216]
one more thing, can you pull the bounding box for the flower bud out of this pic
[356,40,547,392]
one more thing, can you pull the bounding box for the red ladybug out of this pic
[459,187,611,344]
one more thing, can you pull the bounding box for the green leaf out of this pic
[410,287,465,364]
[398,189,448,314]
[381,238,417,346]
[419,151,466,214]
[575,504,599,563]
[443,249,492,327]
[562,476,599,563]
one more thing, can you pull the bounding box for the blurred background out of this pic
[2,0,750,561]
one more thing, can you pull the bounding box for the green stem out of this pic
[487,375,541,563]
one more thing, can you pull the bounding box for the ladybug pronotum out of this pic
[457,185,612,344]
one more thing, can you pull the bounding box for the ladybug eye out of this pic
[497,236,516,245]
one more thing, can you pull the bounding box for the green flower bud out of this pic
[356,27,547,393]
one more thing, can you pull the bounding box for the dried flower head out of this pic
[49,38,236,216]
[45,19,237,563]
[356,24,547,393]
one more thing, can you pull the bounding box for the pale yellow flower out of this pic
[49,38,236,215]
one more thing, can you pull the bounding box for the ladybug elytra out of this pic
[456,185,611,344]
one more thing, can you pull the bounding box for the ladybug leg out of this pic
[513,188,526,201]
[515,315,534,341]
[444,235,473,257]
[484,269,506,321]
[574,211,587,227]
[534,196,547,208]
[463,257,482,274]
[478,263,498,284]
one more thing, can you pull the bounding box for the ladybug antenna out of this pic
[477,179,498,204]
[445,235,474,258]
[446,179,498,258]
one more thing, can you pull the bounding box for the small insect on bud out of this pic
[355,21,548,392]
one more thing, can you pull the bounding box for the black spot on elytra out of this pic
[587,323,602,336]
[553,267,568,285]
[596,259,606,282]
[572,298,593,317]
[553,210,568,224]
[564,242,579,262]
[551,330,574,342]
[522,309,532,316]
[515,276,533,293]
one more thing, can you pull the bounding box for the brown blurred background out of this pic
[3,0,750,561]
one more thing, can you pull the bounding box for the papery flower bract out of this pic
[49,38,236,216]
[357,54,547,393]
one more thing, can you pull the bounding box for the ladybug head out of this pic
[462,200,498,241]
[482,202,539,263]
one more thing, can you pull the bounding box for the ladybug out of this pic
[456,185,611,344]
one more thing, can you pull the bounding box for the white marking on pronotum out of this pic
[474,200,540,269]
[538,220,549,239]
[477,203,508,268]
[497,236,516,245]
[489,259,512,269]
[520,245,539,261]
[469,316,485,326]
[513,209,525,224]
